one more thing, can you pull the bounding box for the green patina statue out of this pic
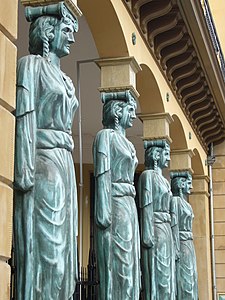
[170,172,198,299]
[138,140,176,300]
[14,3,78,299]
[93,91,141,300]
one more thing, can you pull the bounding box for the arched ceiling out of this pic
[123,0,225,148]
[170,115,187,150]
[137,64,164,114]
[192,148,205,175]
[78,0,129,58]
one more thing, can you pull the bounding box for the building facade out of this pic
[1,0,225,299]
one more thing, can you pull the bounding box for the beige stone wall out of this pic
[213,141,225,296]
[0,0,18,299]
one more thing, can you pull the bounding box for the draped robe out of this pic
[93,129,141,300]
[174,196,198,300]
[139,170,175,300]
[14,55,78,300]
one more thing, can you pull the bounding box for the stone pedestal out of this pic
[139,112,173,142]
[170,149,194,173]
[96,56,141,97]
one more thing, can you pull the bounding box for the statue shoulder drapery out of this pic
[16,55,42,117]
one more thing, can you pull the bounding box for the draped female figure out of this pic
[170,172,198,299]
[138,140,175,300]
[93,91,141,300]
[14,4,79,299]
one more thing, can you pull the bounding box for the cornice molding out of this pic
[123,0,225,148]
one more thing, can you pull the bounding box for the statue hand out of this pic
[149,239,154,248]
[96,213,112,230]
[142,236,154,249]
[175,249,180,261]
[14,168,34,192]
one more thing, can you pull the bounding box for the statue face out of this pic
[159,145,170,169]
[184,178,193,195]
[50,21,75,58]
[120,101,137,129]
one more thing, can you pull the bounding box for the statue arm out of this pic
[93,130,112,229]
[14,88,36,192]
[170,196,180,260]
[14,56,38,192]
[95,171,112,229]
[138,171,154,248]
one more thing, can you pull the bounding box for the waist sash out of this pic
[154,212,171,224]
[36,129,74,152]
[179,231,193,241]
[112,182,136,198]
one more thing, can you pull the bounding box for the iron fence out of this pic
[201,0,225,81]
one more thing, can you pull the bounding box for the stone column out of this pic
[0,1,17,299]
[189,175,212,300]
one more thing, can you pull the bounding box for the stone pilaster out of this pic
[213,141,225,295]
[0,1,18,299]
[189,175,212,300]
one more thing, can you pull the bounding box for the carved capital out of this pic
[100,89,137,104]
[21,0,82,18]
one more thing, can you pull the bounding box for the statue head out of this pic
[184,173,193,195]
[144,139,170,171]
[101,91,137,130]
[26,3,78,58]
[171,171,192,198]
[158,141,170,170]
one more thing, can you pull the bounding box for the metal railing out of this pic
[73,249,99,300]
[201,0,225,81]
